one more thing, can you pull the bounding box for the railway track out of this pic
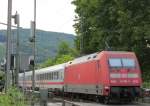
[24,89,150,106]
[50,97,150,106]
[48,96,150,106]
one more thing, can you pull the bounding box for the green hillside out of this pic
[0,29,75,63]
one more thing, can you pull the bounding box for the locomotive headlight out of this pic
[104,86,109,90]
[104,86,110,95]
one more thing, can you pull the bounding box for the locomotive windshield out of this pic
[109,58,135,68]
[109,58,122,68]
[122,58,135,68]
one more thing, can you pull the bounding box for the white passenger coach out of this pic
[19,63,65,91]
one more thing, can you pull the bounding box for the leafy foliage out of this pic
[55,54,74,65]
[39,58,54,68]
[40,41,79,68]
[0,87,25,106]
[143,82,150,89]
[72,0,150,82]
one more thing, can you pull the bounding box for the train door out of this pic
[95,60,103,95]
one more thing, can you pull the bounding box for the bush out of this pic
[143,82,150,89]
[0,87,25,106]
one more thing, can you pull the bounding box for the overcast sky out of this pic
[0,0,76,34]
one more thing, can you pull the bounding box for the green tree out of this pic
[40,58,54,68]
[73,0,150,81]
[57,41,79,57]
[55,54,74,64]
[40,41,78,68]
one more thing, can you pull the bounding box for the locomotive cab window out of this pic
[109,58,136,69]
[122,58,135,68]
[109,58,122,68]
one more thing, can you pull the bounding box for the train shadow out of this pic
[107,102,141,106]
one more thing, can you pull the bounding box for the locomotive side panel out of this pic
[64,61,99,95]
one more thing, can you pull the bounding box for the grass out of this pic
[0,87,26,106]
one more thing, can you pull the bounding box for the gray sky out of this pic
[0,0,76,34]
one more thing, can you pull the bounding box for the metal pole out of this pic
[32,0,36,93]
[5,0,12,92]
[23,69,25,95]
[15,12,20,87]
[31,0,36,105]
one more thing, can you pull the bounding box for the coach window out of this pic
[47,73,49,80]
[40,74,42,80]
[51,72,53,80]
[44,74,45,80]
[41,74,43,80]
[59,72,61,80]
[45,73,47,80]
[40,74,41,80]
[38,75,40,80]
[54,72,56,80]
[56,72,59,79]
[39,74,41,80]
[43,74,45,80]
[47,73,48,80]
[53,72,55,80]
[48,73,50,80]
[38,74,40,80]
[36,75,38,80]
[57,72,59,79]
[50,73,51,80]
[50,73,52,80]
[61,72,64,80]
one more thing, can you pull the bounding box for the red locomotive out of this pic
[64,51,142,103]
[19,51,142,103]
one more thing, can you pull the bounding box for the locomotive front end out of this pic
[107,52,142,102]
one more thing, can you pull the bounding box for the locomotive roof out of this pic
[103,51,134,54]
[66,52,99,66]
[66,51,135,66]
